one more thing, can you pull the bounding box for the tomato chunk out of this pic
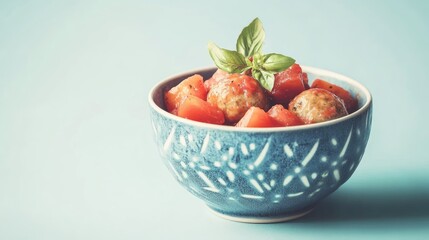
[177,95,225,125]
[271,64,306,106]
[236,107,280,128]
[268,104,303,126]
[302,72,310,89]
[311,79,358,113]
[164,74,207,113]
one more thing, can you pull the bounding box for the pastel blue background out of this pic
[0,0,428,239]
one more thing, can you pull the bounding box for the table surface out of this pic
[1,1,428,239]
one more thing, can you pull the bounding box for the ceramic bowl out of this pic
[148,66,372,223]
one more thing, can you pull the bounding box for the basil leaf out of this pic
[261,53,295,73]
[252,69,275,91]
[236,18,265,57]
[208,42,249,73]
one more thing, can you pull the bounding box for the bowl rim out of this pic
[148,66,372,132]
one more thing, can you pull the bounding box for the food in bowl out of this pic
[149,18,373,223]
[163,18,358,127]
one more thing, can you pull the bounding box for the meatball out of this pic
[204,69,230,91]
[289,88,348,124]
[207,74,269,123]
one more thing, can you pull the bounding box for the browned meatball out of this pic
[288,88,348,124]
[207,74,269,123]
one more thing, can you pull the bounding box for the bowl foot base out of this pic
[207,207,313,223]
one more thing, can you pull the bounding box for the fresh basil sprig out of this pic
[207,18,295,91]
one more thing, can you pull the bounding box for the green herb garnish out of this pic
[208,18,295,91]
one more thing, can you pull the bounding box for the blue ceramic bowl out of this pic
[148,66,372,223]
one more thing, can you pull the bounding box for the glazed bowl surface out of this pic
[148,66,372,223]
